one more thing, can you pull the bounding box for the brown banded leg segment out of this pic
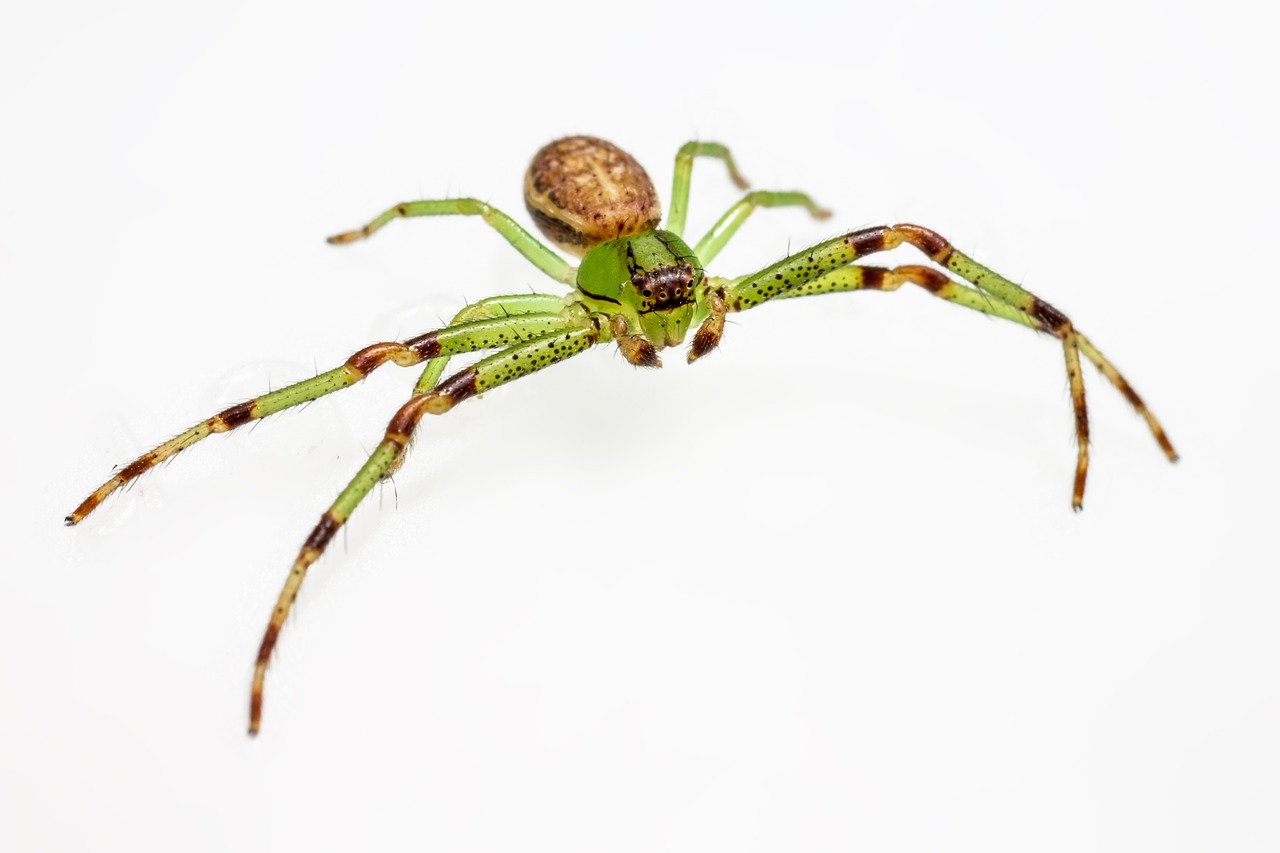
[249,319,605,734]
[1061,334,1090,508]
[65,311,574,526]
[1076,335,1176,461]
[727,227,1177,508]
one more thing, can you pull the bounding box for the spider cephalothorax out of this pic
[68,135,1177,734]
[574,229,705,353]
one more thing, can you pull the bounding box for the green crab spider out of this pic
[67,136,1177,734]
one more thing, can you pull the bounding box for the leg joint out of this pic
[1030,297,1072,333]
[890,224,954,263]
[347,342,417,375]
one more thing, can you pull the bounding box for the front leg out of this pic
[719,226,1176,509]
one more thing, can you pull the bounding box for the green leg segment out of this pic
[666,141,750,239]
[328,198,576,286]
[772,264,1036,328]
[248,317,606,734]
[412,293,568,395]
[693,190,832,266]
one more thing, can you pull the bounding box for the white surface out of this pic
[4,1,1276,850]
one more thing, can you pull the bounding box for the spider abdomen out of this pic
[523,136,661,257]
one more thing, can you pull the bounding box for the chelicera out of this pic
[67,136,1177,734]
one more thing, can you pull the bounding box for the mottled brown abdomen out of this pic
[523,136,661,257]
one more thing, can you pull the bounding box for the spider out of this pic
[67,136,1177,734]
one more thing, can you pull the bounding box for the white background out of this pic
[3,1,1276,850]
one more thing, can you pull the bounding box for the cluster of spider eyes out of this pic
[640,285,684,300]
[630,262,695,304]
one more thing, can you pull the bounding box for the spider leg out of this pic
[327,198,576,285]
[411,293,568,395]
[248,317,607,734]
[772,264,1037,323]
[773,265,1175,457]
[1073,335,1175,463]
[716,226,1176,509]
[66,308,573,525]
[766,264,1095,501]
[666,141,750,238]
[693,191,832,267]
